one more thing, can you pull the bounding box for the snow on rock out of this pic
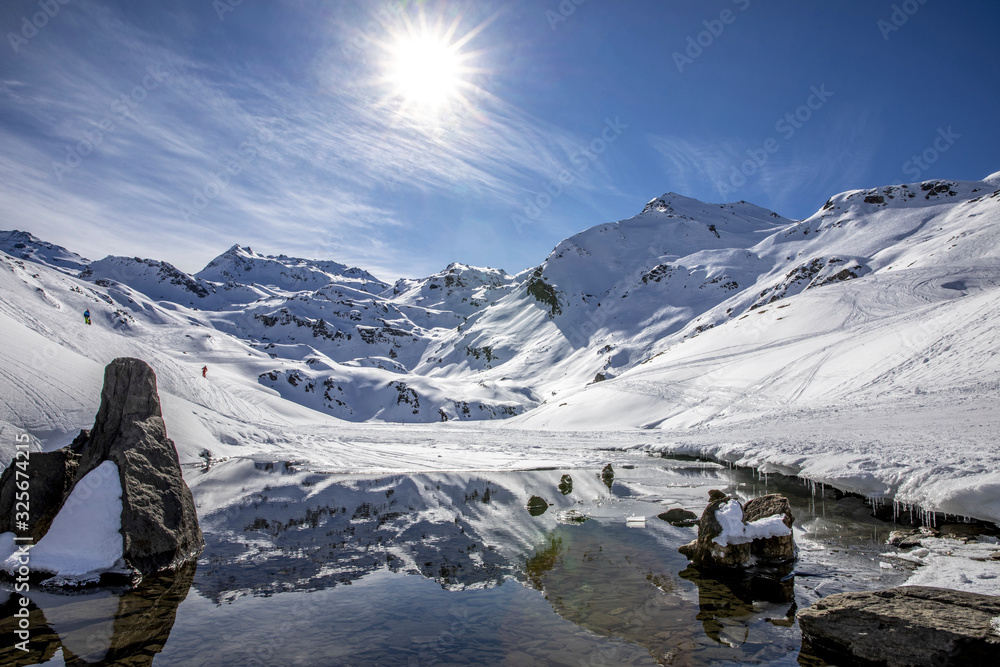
[2,461,124,582]
[712,499,791,546]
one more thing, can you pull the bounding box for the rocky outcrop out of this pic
[798,586,1000,666]
[0,358,203,581]
[678,491,795,568]
[77,357,204,575]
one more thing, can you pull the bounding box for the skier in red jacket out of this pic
[202,365,208,378]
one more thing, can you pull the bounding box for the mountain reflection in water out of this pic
[1,455,908,666]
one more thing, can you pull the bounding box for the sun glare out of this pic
[389,35,462,109]
[376,11,495,118]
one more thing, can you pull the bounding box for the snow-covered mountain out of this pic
[0,229,90,274]
[2,172,1000,522]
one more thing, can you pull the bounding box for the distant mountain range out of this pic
[2,171,999,436]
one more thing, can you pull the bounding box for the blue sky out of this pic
[1,0,998,280]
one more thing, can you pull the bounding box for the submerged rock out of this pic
[657,508,699,527]
[798,586,1000,666]
[600,464,614,490]
[526,495,549,516]
[558,474,573,495]
[0,358,203,582]
[678,491,795,568]
[556,509,588,524]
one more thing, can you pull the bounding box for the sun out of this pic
[377,11,494,117]
[388,34,463,109]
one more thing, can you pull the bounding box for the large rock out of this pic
[798,586,1000,666]
[678,490,795,568]
[73,358,203,575]
[0,358,203,580]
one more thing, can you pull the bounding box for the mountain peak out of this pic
[0,229,90,273]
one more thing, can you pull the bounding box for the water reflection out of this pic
[679,565,796,644]
[1,455,910,665]
[0,563,194,666]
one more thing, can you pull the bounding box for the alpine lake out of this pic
[1,451,921,666]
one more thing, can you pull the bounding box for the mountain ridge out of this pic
[1,172,998,432]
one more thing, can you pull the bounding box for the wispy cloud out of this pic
[0,1,614,279]
[648,103,879,219]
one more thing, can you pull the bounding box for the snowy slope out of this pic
[517,177,1000,430]
[512,177,1000,522]
[1,172,999,523]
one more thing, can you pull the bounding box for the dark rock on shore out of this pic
[0,432,86,542]
[0,358,203,581]
[798,586,1000,666]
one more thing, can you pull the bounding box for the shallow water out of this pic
[2,453,911,666]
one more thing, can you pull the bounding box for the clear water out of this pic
[2,453,912,666]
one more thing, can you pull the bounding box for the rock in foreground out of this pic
[798,586,1000,666]
[0,358,203,582]
[678,491,795,568]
